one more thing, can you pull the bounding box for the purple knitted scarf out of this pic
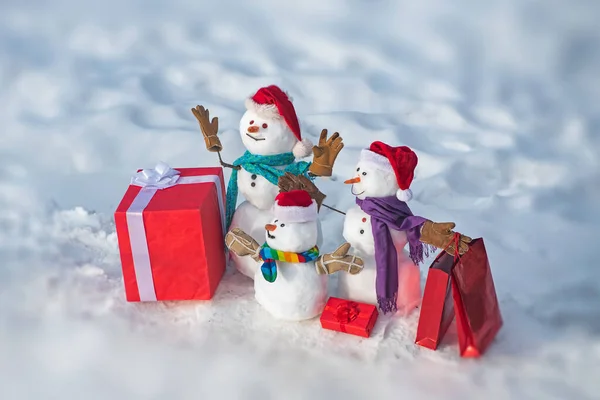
[356,196,432,314]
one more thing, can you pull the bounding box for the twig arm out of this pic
[322,204,346,215]
[218,152,240,170]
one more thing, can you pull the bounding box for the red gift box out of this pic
[114,163,227,302]
[415,237,503,357]
[320,297,379,338]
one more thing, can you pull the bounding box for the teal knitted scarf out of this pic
[225,151,312,230]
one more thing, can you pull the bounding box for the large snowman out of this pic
[281,141,472,316]
[225,190,363,321]
[192,85,343,279]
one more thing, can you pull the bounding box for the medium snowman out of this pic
[224,190,364,321]
[279,141,472,316]
[192,85,343,279]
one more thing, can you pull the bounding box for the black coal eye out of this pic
[362,172,367,176]
[360,229,364,234]
[356,167,360,172]
[274,220,278,223]
[280,223,285,227]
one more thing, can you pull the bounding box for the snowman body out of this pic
[254,259,327,321]
[228,107,319,278]
[237,167,282,210]
[338,154,422,315]
[229,203,274,278]
[253,216,327,321]
[338,206,421,315]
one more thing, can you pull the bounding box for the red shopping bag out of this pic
[414,249,456,350]
[415,236,502,357]
[451,237,503,357]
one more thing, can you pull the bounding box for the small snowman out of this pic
[192,85,343,279]
[280,141,472,316]
[225,190,363,321]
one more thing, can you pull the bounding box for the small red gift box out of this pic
[415,237,502,357]
[114,162,227,302]
[320,297,379,338]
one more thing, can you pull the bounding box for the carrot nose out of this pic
[344,176,361,184]
[247,125,260,134]
[265,224,277,232]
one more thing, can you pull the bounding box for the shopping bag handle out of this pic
[442,232,463,262]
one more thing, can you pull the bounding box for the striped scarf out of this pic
[258,243,320,283]
[225,151,312,230]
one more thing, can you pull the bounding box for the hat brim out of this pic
[359,149,394,174]
[272,199,318,223]
[245,98,282,120]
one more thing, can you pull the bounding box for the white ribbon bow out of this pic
[130,161,180,189]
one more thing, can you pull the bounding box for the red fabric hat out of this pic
[272,190,318,223]
[359,141,418,201]
[244,85,312,158]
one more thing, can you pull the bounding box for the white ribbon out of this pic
[130,161,180,189]
[125,162,225,301]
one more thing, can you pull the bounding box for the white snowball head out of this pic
[239,109,297,155]
[265,219,318,253]
[344,159,399,199]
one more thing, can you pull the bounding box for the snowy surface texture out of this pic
[1,0,600,399]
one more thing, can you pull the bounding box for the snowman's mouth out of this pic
[267,232,276,239]
[351,186,365,196]
[246,134,266,141]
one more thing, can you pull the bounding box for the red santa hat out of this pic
[359,141,418,201]
[244,85,313,159]
[272,190,318,223]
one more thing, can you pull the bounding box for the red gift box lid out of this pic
[116,167,225,213]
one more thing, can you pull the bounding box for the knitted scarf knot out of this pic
[258,243,320,283]
[225,151,312,230]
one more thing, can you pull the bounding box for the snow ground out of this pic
[1,0,600,399]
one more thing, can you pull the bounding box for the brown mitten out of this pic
[225,228,261,261]
[277,172,326,210]
[315,243,364,275]
[308,129,344,177]
[420,221,472,255]
[191,105,222,152]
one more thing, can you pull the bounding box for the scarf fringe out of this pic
[378,294,398,315]
[409,243,437,265]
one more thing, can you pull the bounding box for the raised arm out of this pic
[225,228,262,262]
[315,242,364,275]
[307,129,344,177]
[191,105,240,170]
[419,221,472,255]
